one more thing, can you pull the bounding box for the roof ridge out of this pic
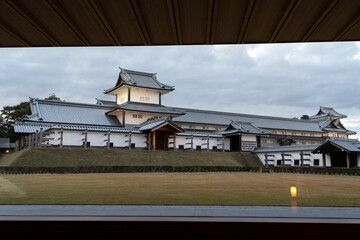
[172,106,324,124]
[35,98,114,109]
[121,68,155,76]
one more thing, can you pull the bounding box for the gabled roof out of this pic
[104,68,174,94]
[310,106,347,119]
[95,98,117,106]
[26,98,121,127]
[106,102,185,116]
[278,136,296,143]
[138,117,184,132]
[172,107,327,132]
[13,122,53,133]
[312,138,360,153]
[253,144,320,153]
[50,124,141,133]
[220,121,271,135]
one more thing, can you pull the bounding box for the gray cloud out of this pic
[0,42,359,137]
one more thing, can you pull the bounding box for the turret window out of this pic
[140,96,150,102]
[133,114,143,119]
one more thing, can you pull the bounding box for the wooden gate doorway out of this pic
[143,118,184,151]
[155,131,169,151]
[230,135,241,152]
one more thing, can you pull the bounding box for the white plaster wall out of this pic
[116,88,128,104]
[45,130,147,148]
[130,88,159,104]
[256,151,323,167]
[62,131,84,146]
[131,134,147,148]
[242,134,256,141]
[125,112,163,125]
[175,135,230,151]
[325,153,331,167]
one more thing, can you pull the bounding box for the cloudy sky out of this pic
[1,42,360,137]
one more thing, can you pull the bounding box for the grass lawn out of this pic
[0,172,359,206]
[0,148,261,167]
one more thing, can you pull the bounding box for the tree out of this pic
[301,115,309,120]
[45,93,61,101]
[0,101,30,139]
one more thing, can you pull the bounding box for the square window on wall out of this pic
[138,115,143,119]
[133,114,137,118]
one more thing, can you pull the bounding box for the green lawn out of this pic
[0,148,262,167]
[0,172,359,206]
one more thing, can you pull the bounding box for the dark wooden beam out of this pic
[237,0,255,44]
[46,0,90,46]
[209,0,219,44]
[166,0,179,44]
[172,0,183,44]
[127,0,151,45]
[269,0,299,43]
[4,0,60,46]
[301,0,340,42]
[335,15,360,41]
[87,0,121,46]
[0,22,30,47]
[206,0,214,44]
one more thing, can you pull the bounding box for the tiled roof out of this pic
[310,106,347,119]
[253,144,320,153]
[108,102,184,115]
[51,124,141,133]
[104,68,174,93]
[177,131,223,138]
[26,98,121,126]
[313,138,360,153]
[13,122,53,133]
[138,117,184,132]
[220,121,271,135]
[95,98,117,106]
[172,107,326,132]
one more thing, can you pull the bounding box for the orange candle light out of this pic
[290,187,297,198]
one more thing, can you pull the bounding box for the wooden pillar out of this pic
[265,153,269,168]
[346,152,350,169]
[147,132,151,150]
[83,129,88,149]
[39,128,43,148]
[28,134,32,147]
[128,131,132,150]
[222,137,225,152]
[59,128,63,148]
[106,130,111,149]
[322,153,326,168]
[35,130,39,147]
[238,134,241,152]
[300,151,304,167]
[152,131,156,150]
[32,133,36,147]
[207,135,209,152]
[281,152,285,167]
[191,135,193,151]
[173,132,176,151]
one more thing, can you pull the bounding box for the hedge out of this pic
[268,166,360,176]
[0,166,261,174]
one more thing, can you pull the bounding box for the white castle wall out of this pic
[256,151,325,167]
[116,88,128,104]
[130,88,160,104]
[175,136,230,151]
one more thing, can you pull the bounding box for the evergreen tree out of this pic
[300,115,309,120]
